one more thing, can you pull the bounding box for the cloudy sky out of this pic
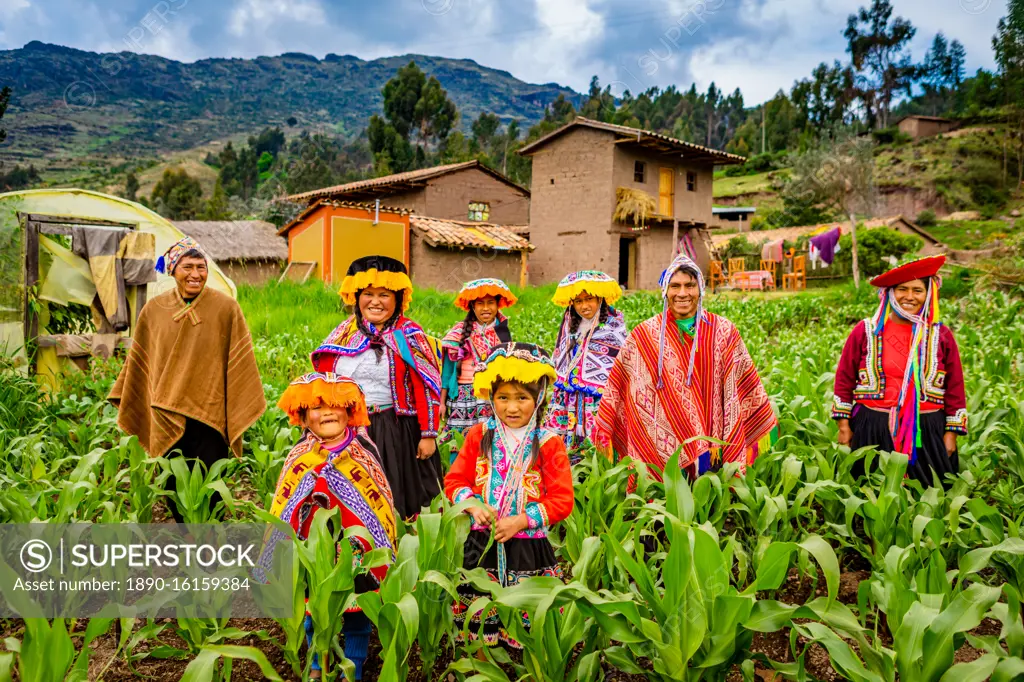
[0,0,1008,104]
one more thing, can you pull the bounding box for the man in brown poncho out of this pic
[109,236,266,522]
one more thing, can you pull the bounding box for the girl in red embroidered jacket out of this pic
[444,342,573,649]
[832,256,967,487]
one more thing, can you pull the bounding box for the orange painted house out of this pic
[278,200,411,284]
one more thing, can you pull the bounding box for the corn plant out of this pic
[158,455,238,524]
[299,507,388,681]
[180,644,284,682]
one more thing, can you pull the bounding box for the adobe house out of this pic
[896,115,958,141]
[277,200,535,290]
[518,117,745,290]
[409,216,533,291]
[711,206,757,232]
[173,220,287,285]
[278,201,412,284]
[286,160,530,225]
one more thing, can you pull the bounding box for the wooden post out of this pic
[519,250,528,288]
[24,219,39,350]
[671,218,679,257]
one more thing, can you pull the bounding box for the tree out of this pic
[845,0,918,128]
[0,86,10,145]
[995,0,1024,185]
[785,131,877,287]
[471,112,501,150]
[201,178,232,220]
[382,62,427,139]
[369,61,459,171]
[123,171,139,202]
[413,76,458,148]
[792,61,856,130]
[151,169,204,220]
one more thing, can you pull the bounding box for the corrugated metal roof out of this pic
[411,216,533,252]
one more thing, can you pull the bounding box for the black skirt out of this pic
[453,530,564,648]
[850,406,958,488]
[367,409,442,519]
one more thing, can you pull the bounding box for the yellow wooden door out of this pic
[659,168,674,216]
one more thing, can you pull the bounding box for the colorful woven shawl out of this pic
[594,310,776,477]
[312,315,442,396]
[870,279,942,463]
[552,308,626,397]
[255,429,397,588]
[440,313,511,366]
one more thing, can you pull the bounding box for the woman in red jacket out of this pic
[832,255,967,487]
[312,255,443,519]
[445,342,573,648]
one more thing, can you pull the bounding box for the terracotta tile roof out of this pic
[411,216,534,252]
[285,160,529,203]
[517,116,746,164]
[277,199,411,236]
[172,220,287,261]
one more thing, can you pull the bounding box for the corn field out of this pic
[2,279,1024,681]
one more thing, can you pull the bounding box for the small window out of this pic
[686,171,697,192]
[634,161,646,183]
[468,201,490,222]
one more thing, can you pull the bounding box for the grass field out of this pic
[1,280,1024,681]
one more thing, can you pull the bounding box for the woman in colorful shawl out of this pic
[593,254,777,481]
[544,271,627,464]
[439,279,516,447]
[311,255,443,519]
[444,342,573,648]
[832,255,967,487]
[260,373,396,680]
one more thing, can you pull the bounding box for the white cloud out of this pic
[680,0,1004,104]
[0,0,31,20]
[228,0,326,38]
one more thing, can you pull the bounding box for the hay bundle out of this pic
[613,187,657,229]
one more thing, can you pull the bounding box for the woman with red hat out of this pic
[832,255,968,487]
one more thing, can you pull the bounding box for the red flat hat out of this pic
[870,255,946,288]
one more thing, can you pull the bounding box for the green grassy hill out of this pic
[713,125,1020,227]
[0,41,578,187]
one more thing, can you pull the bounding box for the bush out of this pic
[916,209,937,226]
[871,127,912,146]
[833,227,923,278]
[719,235,756,261]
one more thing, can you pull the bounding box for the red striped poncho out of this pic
[593,310,776,479]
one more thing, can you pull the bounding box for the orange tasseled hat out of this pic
[277,373,371,427]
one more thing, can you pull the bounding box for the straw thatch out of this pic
[173,221,288,262]
[613,187,658,228]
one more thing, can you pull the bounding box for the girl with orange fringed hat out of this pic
[832,255,967,487]
[260,372,397,680]
[438,279,516,448]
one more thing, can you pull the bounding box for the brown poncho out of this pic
[108,286,266,458]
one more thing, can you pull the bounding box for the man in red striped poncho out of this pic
[593,254,777,481]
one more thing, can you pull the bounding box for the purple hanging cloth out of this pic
[809,227,842,265]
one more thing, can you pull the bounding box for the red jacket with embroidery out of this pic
[832,319,968,434]
[444,423,574,534]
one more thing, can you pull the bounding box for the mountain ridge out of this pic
[0,41,580,182]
